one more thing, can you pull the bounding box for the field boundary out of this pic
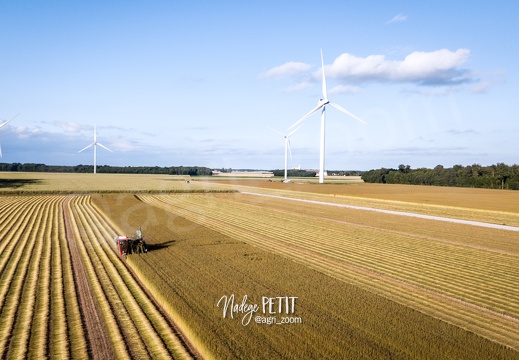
[241,191,519,232]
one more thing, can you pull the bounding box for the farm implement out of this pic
[114,228,148,257]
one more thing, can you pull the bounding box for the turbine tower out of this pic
[268,125,302,181]
[289,50,366,183]
[0,114,19,158]
[78,125,112,174]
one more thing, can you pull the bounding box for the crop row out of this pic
[0,195,87,359]
[65,195,194,359]
[92,193,519,359]
[139,193,519,350]
[0,194,195,359]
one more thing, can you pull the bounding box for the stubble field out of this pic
[2,172,519,359]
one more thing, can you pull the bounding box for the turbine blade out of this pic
[0,113,19,129]
[0,144,2,158]
[97,143,113,152]
[321,49,328,100]
[78,143,94,153]
[287,124,303,137]
[288,104,323,130]
[287,139,293,163]
[329,102,367,124]
[266,126,285,137]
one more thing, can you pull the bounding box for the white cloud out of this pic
[261,61,311,78]
[11,126,44,139]
[469,82,491,94]
[328,84,361,95]
[387,14,408,24]
[283,81,312,92]
[326,48,472,85]
[53,121,83,133]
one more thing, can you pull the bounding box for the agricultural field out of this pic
[2,172,519,358]
[0,193,197,359]
[93,189,519,358]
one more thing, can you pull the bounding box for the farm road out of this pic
[241,191,519,232]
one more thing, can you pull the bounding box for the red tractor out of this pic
[114,228,147,258]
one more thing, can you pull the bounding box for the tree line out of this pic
[272,169,317,177]
[0,163,213,176]
[361,163,519,190]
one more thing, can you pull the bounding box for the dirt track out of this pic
[63,196,116,359]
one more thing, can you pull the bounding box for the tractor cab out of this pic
[114,235,130,256]
[113,228,148,258]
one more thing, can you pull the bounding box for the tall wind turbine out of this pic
[268,124,303,181]
[0,114,19,158]
[289,50,366,183]
[78,125,112,174]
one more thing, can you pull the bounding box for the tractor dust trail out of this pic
[241,192,519,232]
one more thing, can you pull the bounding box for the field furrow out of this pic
[67,196,132,359]
[5,197,51,359]
[0,197,46,357]
[68,195,194,359]
[140,193,519,350]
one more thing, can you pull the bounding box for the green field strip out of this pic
[67,197,131,359]
[141,194,519,350]
[76,195,193,359]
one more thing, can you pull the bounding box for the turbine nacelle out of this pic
[318,98,329,107]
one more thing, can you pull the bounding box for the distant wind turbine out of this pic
[0,114,19,158]
[78,125,112,174]
[268,124,303,181]
[289,50,366,183]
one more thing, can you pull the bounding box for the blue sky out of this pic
[1,1,517,171]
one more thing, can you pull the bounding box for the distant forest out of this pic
[362,163,519,190]
[0,163,213,176]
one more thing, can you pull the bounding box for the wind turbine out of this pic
[289,50,366,183]
[78,125,112,174]
[0,114,19,158]
[268,124,303,181]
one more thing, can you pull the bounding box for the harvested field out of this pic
[200,180,519,226]
[3,174,519,358]
[0,194,197,359]
[205,179,519,213]
[93,193,519,359]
